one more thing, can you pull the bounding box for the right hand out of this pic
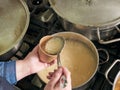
[44,67,72,90]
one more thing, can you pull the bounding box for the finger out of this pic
[54,69,57,72]
[47,75,52,80]
[49,72,54,76]
[47,68,57,79]
[47,71,56,80]
[47,67,63,88]
[48,72,54,78]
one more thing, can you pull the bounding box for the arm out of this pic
[0,61,17,84]
[16,45,55,81]
[0,45,55,84]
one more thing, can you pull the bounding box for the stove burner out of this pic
[26,0,49,15]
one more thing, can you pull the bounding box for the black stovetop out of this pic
[14,1,120,90]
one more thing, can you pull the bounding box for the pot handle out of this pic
[105,59,120,85]
[98,48,109,65]
[97,27,120,44]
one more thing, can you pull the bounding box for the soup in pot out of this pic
[38,39,97,88]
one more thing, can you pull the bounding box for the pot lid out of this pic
[49,0,120,27]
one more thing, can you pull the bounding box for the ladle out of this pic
[55,36,67,88]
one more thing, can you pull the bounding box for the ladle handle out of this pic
[57,54,67,88]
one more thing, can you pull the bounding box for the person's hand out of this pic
[16,45,56,81]
[44,67,72,90]
[24,45,56,73]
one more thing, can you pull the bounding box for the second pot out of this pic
[48,0,120,44]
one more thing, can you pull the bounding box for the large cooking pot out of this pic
[45,0,120,44]
[105,59,120,90]
[0,0,30,60]
[38,32,99,90]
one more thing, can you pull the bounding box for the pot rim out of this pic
[0,0,30,56]
[113,71,120,90]
[49,0,120,28]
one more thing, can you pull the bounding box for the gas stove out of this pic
[11,0,120,90]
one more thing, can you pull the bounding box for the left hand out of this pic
[16,45,56,81]
[25,45,56,73]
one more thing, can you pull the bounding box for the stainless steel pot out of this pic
[105,59,120,90]
[47,0,120,44]
[37,32,99,90]
[0,0,30,60]
[0,41,23,61]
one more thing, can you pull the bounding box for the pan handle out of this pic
[98,48,109,65]
[105,59,120,85]
[97,27,120,44]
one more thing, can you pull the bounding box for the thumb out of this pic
[47,67,63,88]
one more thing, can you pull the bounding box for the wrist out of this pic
[16,59,31,81]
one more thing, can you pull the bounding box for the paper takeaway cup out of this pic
[38,35,57,63]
